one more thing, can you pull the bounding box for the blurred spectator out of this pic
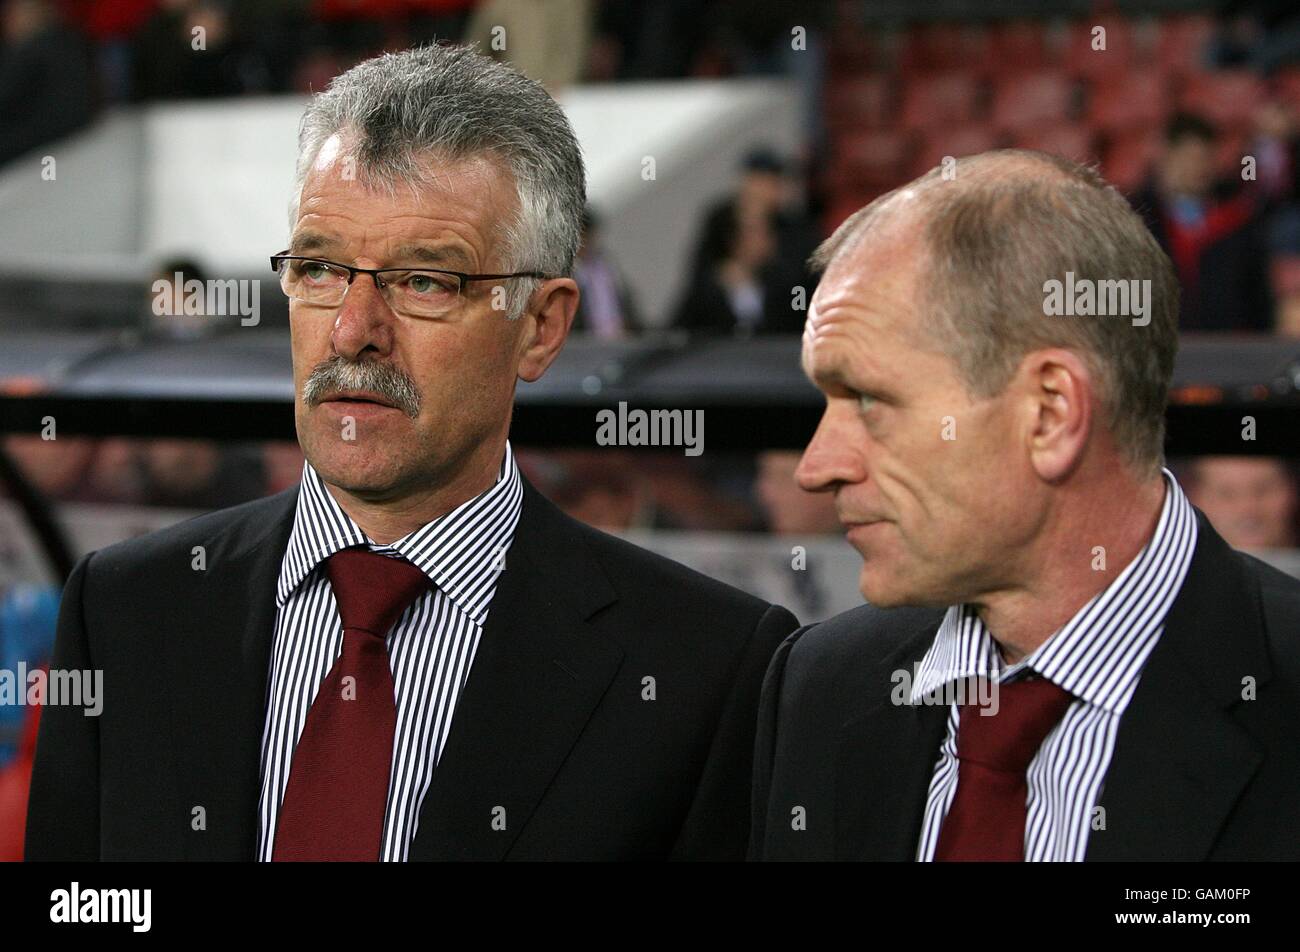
[1185,455,1299,548]
[1267,206,1300,334]
[137,439,265,509]
[463,0,593,91]
[674,149,816,335]
[1250,100,1299,204]
[531,450,649,532]
[0,0,97,166]
[672,199,789,335]
[571,207,640,338]
[2,435,97,501]
[755,449,839,534]
[1131,113,1273,332]
[695,149,820,292]
[1,435,146,504]
[131,0,269,101]
[147,257,222,339]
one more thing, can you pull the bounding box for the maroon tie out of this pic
[272,547,431,862]
[934,675,1075,862]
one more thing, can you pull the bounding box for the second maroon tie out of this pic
[272,546,431,861]
[934,675,1075,862]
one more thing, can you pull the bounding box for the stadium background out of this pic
[1,0,1299,857]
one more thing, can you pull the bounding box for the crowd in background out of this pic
[2,434,1297,555]
[6,1,1300,333]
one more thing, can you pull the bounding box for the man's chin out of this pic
[301,438,410,498]
[857,565,924,609]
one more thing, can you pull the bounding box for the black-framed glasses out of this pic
[270,252,548,318]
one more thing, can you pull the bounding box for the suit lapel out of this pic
[1087,513,1269,860]
[409,480,623,861]
[835,627,949,860]
[162,487,298,860]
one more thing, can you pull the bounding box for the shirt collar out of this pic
[277,440,524,626]
[910,468,1199,714]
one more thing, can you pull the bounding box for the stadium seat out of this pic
[984,19,1054,78]
[1275,66,1300,114]
[1087,69,1172,135]
[1154,14,1215,77]
[899,22,990,76]
[830,128,916,192]
[825,75,895,131]
[1103,129,1162,193]
[900,72,984,130]
[1180,70,1266,131]
[1014,125,1098,165]
[1064,15,1141,80]
[909,124,1003,179]
[992,71,1076,132]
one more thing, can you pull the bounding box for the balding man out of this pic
[750,150,1300,861]
[26,45,798,862]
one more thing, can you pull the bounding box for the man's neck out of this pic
[975,470,1168,665]
[320,445,505,545]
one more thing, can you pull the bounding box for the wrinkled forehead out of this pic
[297,132,520,229]
[804,213,930,363]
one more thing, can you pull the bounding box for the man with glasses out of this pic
[26,44,798,861]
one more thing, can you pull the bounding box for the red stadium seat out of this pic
[827,28,878,79]
[899,22,991,75]
[1180,70,1265,131]
[1154,14,1215,77]
[1014,125,1098,165]
[984,19,1054,78]
[1216,128,1252,179]
[900,72,984,130]
[1275,66,1300,113]
[992,71,1076,132]
[1103,129,1162,193]
[909,124,1003,179]
[1087,69,1172,135]
[1064,15,1141,80]
[830,128,916,192]
[825,75,896,131]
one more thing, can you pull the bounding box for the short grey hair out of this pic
[290,43,586,319]
[812,149,1179,477]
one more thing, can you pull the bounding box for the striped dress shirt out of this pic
[256,442,523,862]
[912,468,1198,862]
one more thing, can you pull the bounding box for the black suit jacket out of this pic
[25,478,798,861]
[750,512,1300,861]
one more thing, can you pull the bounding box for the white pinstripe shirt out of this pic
[912,469,1198,861]
[256,442,522,862]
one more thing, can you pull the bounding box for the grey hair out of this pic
[811,149,1179,477]
[290,43,586,320]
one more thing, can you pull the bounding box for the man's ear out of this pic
[517,277,579,382]
[1021,348,1094,483]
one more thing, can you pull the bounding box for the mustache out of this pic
[302,356,422,418]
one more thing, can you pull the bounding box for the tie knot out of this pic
[326,547,430,638]
[956,675,1074,775]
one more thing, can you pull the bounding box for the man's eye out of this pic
[857,393,877,413]
[295,261,332,281]
[404,273,456,295]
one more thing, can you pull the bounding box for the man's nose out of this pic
[796,405,865,493]
[330,274,395,360]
